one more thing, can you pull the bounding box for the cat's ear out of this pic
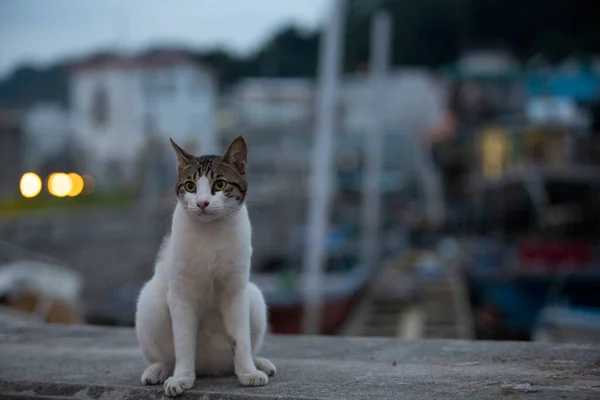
[223,136,247,175]
[170,138,194,167]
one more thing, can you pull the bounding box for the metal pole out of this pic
[302,0,346,335]
[359,11,392,273]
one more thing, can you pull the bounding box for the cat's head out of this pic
[170,136,248,222]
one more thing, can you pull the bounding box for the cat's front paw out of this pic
[238,369,268,387]
[163,374,195,397]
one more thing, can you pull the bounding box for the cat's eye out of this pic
[213,179,227,191]
[184,181,196,193]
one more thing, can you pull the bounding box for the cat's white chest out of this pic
[165,203,252,282]
[177,234,226,275]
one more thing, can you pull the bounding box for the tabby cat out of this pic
[135,136,275,397]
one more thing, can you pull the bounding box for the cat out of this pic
[135,136,276,397]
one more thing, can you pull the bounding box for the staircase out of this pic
[421,280,461,338]
[341,249,474,339]
[362,299,407,337]
[341,253,417,337]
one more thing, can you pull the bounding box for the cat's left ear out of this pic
[223,136,247,175]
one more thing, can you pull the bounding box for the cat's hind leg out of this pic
[141,362,172,385]
[248,282,277,377]
[135,279,175,385]
[254,357,276,377]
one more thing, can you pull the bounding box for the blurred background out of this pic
[1,0,599,344]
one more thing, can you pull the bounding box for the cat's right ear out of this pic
[170,138,194,168]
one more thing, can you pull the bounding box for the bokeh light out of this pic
[20,172,42,198]
[47,173,73,197]
[68,173,84,197]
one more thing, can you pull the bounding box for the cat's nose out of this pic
[197,201,209,210]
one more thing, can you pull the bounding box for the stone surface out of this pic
[0,311,599,399]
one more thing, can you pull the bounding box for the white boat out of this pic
[0,260,83,324]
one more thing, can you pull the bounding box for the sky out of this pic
[0,0,327,78]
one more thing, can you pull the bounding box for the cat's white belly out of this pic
[195,310,235,375]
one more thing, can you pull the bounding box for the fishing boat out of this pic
[533,304,600,344]
[254,256,369,335]
[464,166,600,340]
[0,259,83,324]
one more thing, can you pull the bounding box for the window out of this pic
[143,70,175,96]
[189,74,209,96]
[90,87,108,127]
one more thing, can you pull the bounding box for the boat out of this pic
[533,304,600,344]
[464,166,600,340]
[0,259,83,324]
[254,259,369,335]
[252,223,371,335]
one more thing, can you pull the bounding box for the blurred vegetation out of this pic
[0,189,135,215]
[0,0,598,108]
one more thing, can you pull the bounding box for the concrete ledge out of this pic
[0,312,599,399]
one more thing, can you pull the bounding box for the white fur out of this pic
[135,183,275,397]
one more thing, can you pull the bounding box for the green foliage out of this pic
[0,65,68,108]
[0,189,135,216]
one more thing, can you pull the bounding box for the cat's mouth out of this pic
[192,209,220,221]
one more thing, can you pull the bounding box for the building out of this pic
[443,49,525,125]
[22,102,73,174]
[526,57,600,127]
[218,70,448,261]
[340,69,447,138]
[223,78,314,129]
[0,109,24,200]
[224,71,446,137]
[222,70,448,201]
[69,50,218,187]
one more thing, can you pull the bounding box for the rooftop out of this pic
[68,50,213,75]
[0,310,599,399]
